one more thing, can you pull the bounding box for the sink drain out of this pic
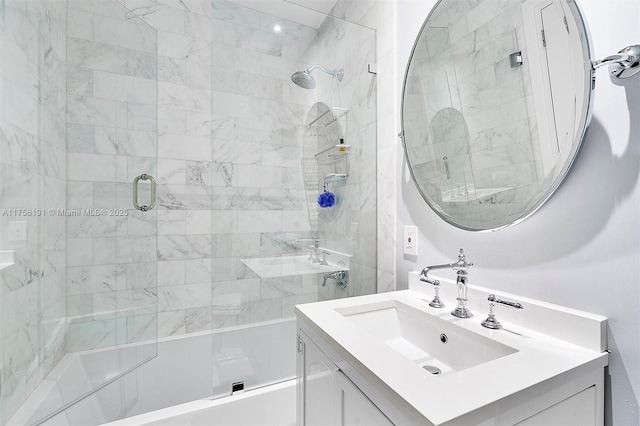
[422,365,441,375]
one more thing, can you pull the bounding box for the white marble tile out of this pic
[158,55,187,85]
[67,153,118,182]
[93,71,156,105]
[66,37,128,75]
[127,1,187,34]
[127,49,158,80]
[211,91,261,119]
[157,310,186,337]
[67,215,127,239]
[158,235,212,261]
[237,211,283,233]
[186,210,212,234]
[185,258,212,284]
[158,158,187,185]
[67,8,93,40]
[212,139,261,164]
[186,160,211,186]
[159,81,212,112]
[158,260,186,287]
[185,307,212,333]
[210,257,237,282]
[3,78,39,134]
[236,26,282,57]
[158,106,188,134]
[211,0,260,29]
[185,11,212,40]
[236,164,282,188]
[95,127,156,157]
[185,59,211,89]
[237,299,282,325]
[231,233,261,257]
[158,210,187,235]
[158,283,211,310]
[94,15,156,53]
[158,31,210,63]
[67,95,120,127]
[126,261,157,290]
[127,102,157,131]
[157,184,212,210]
[158,133,210,161]
[211,278,260,304]
[186,111,212,136]
[66,319,119,352]
[211,210,237,234]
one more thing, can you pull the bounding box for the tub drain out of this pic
[422,365,441,375]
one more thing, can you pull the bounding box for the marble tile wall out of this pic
[0,0,67,422]
[65,0,159,351]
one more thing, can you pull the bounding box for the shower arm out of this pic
[306,64,344,82]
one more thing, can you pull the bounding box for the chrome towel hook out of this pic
[133,173,156,212]
[592,45,640,78]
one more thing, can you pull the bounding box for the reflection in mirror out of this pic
[401,0,593,231]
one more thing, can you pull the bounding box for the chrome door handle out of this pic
[133,174,156,212]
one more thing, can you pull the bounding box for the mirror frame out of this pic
[400,0,595,232]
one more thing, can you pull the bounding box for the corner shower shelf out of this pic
[241,255,349,279]
[324,173,347,183]
[309,107,349,129]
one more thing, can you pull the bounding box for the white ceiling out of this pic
[226,0,339,29]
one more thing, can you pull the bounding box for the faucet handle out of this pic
[419,276,445,308]
[454,248,473,270]
[481,294,524,330]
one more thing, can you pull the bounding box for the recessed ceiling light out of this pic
[273,23,282,33]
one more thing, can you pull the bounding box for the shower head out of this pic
[291,64,344,89]
[291,70,317,89]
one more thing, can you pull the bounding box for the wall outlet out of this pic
[403,225,418,255]
[8,221,27,242]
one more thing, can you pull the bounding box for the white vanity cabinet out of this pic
[295,272,608,426]
[297,329,393,426]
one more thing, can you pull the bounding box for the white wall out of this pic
[395,0,639,424]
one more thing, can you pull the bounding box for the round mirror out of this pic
[401,0,594,231]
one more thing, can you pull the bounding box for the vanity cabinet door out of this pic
[297,331,394,426]
[334,370,394,426]
[297,331,339,426]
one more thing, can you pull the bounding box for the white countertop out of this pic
[295,273,608,425]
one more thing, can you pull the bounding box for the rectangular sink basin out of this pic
[337,301,517,375]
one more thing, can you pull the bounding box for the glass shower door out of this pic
[62,0,160,419]
[0,0,159,424]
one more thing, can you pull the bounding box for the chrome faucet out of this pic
[420,248,473,318]
[296,238,321,262]
[322,270,348,289]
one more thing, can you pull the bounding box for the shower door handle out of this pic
[133,174,156,212]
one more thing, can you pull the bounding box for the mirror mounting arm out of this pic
[592,45,640,79]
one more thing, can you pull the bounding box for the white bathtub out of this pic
[104,379,296,426]
[8,318,296,426]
